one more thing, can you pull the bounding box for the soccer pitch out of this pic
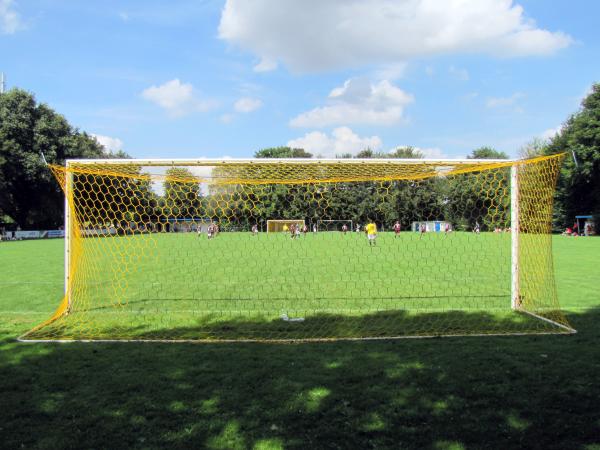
[1,236,599,449]
[17,231,570,340]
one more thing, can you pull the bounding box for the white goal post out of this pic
[57,157,546,327]
[60,157,520,309]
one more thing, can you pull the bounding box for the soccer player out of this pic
[355,224,361,233]
[313,224,317,234]
[251,224,258,236]
[289,223,296,239]
[342,223,348,234]
[302,224,308,236]
[207,223,214,240]
[419,223,426,239]
[445,223,450,235]
[295,224,301,239]
[393,221,401,237]
[283,224,289,233]
[365,220,377,246]
[474,221,480,234]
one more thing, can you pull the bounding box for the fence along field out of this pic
[19,155,573,341]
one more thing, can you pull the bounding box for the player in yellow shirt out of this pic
[365,220,377,246]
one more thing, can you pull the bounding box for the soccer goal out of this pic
[20,154,575,342]
[317,219,353,232]
[267,219,305,233]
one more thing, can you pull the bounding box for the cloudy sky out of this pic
[1,0,598,158]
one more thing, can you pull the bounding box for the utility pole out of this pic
[0,72,5,94]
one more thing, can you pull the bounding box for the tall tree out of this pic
[388,146,424,159]
[0,88,128,228]
[519,137,549,159]
[546,82,600,229]
[163,167,201,219]
[468,147,509,159]
[354,146,424,159]
[254,146,312,158]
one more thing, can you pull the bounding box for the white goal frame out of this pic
[57,157,575,336]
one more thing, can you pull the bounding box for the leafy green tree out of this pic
[355,146,424,159]
[519,137,549,159]
[163,168,201,219]
[0,88,128,228]
[546,82,600,229]
[468,147,509,159]
[254,146,312,158]
[355,148,375,158]
[388,146,424,159]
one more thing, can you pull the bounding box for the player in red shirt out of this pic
[342,224,348,234]
[393,221,401,237]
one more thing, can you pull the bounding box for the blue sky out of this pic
[1,0,598,159]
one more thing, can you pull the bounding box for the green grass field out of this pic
[1,236,599,448]
[16,231,570,340]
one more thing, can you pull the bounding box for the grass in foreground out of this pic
[0,236,599,449]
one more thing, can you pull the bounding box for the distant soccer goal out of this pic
[20,154,575,342]
[316,219,353,232]
[267,219,305,233]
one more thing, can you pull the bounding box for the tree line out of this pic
[0,89,128,229]
[1,84,599,232]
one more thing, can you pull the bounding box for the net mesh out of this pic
[21,154,573,341]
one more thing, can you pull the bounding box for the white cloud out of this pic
[141,79,217,117]
[486,92,525,108]
[234,97,262,113]
[218,0,573,72]
[540,126,562,140]
[0,0,21,34]
[449,65,469,81]
[253,57,277,72]
[91,134,123,153]
[290,78,414,128]
[374,62,408,81]
[220,113,234,124]
[390,146,448,159]
[287,126,382,157]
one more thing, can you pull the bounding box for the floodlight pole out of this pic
[511,164,520,310]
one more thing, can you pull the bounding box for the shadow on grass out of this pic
[24,306,572,341]
[1,309,599,450]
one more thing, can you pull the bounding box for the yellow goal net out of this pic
[20,154,574,342]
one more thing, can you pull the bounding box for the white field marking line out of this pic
[17,330,576,344]
[560,306,600,310]
[26,307,541,315]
